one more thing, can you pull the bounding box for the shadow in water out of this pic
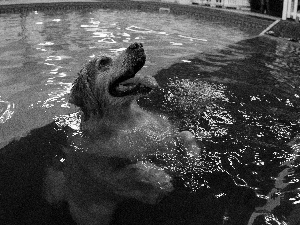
[0,120,258,225]
[0,122,75,225]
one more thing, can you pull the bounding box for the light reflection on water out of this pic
[0,6,299,225]
[0,8,246,144]
[0,100,14,123]
[144,36,299,224]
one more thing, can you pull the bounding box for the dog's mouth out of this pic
[109,43,158,97]
[111,75,159,97]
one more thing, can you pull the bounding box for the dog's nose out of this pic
[129,43,143,50]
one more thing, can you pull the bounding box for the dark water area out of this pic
[0,7,300,225]
[141,36,300,225]
[1,35,300,225]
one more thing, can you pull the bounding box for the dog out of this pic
[45,43,201,225]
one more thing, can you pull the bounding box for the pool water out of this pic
[0,7,248,144]
[0,6,299,225]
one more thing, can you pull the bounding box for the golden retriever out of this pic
[45,43,201,225]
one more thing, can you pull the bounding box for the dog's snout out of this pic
[128,42,143,50]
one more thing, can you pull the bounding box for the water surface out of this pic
[0,8,248,144]
[0,7,299,225]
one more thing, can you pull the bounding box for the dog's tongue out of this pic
[121,75,159,89]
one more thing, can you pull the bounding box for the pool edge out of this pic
[0,0,276,37]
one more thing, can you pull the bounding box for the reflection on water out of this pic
[141,36,299,224]
[0,6,299,225]
[0,8,247,144]
[0,100,14,123]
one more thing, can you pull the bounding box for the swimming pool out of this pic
[0,3,299,225]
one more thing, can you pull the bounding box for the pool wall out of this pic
[0,1,275,36]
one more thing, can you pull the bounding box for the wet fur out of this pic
[45,43,200,225]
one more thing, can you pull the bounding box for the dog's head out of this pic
[69,43,158,119]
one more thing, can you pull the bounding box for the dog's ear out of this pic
[69,59,100,117]
[69,74,87,108]
[69,56,113,118]
[69,73,95,118]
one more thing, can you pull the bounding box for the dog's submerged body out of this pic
[45,43,200,225]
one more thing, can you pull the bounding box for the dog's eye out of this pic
[96,57,112,69]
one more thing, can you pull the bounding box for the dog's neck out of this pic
[81,100,146,132]
[104,100,141,122]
